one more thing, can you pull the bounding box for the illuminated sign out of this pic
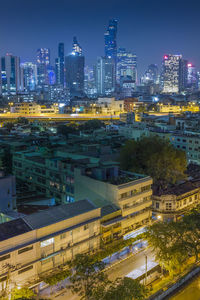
[40,238,54,247]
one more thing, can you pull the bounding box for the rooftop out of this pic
[23,199,97,229]
[0,218,32,242]
[154,180,200,196]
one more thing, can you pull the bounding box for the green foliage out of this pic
[3,122,14,132]
[120,137,187,189]
[147,206,200,274]
[98,277,148,300]
[79,119,104,131]
[67,254,107,300]
[57,124,78,137]
[11,287,36,300]
[41,269,71,285]
[17,117,29,125]
[91,233,145,263]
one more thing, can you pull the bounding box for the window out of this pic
[40,238,54,248]
[121,192,127,199]
[0,254,10,262]
[195,195,198,200]
[184,199,187,205]
[166,203,172,210]
[41,257,52,265]
[156,202,159,209]
[60,233,66,239]
[84,224,89,230]
[18,245,33,255]
[18,265,33,274]
[0,276,7,283]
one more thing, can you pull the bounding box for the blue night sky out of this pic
[0,0,200,75]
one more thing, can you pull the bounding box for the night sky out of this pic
[1,0,200,75]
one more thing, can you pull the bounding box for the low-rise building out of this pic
[75,164,153,235]
[0,200,100,290]
[152,180,200,221]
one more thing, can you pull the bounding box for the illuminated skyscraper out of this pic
[95,56,115,95]
[65,37,84,97]
[21,62,37,91]
[104,19,118,60]
[162,54,183,94]
[117,48,137,85]
[72,37,82,56]
[187,63,197,89]
[143,64,159,84]
[0,54,22,95]
[55,43,65,85]
[36,48,50,86]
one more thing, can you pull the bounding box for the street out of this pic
[51,248,155,300]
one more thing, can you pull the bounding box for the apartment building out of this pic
[0,200,100,290]
[75,164,153,235]
[170,133,200,165]
[152,180,200,221]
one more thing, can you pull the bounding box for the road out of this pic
[52,248,155,300]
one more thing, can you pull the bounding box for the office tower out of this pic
[72,36,82,56]
[95,57,115,95]
[55,43,65,85]
[65,37,84,97]
[187,63,197,89]
[21,62,37,91]
[36,48,50,87]
[104,19,118,60]
[84,66,96,97]
[162,54,184,94]
[179,59,188,92]
[143,64,159,84]
[117,48,137,85]
[0,53,22,95]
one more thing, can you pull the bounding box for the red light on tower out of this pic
[164,55,168,60]
[188,63,192,67]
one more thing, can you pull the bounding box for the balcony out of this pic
[122,198,152,217]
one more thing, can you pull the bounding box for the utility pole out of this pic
[145,254,148,285]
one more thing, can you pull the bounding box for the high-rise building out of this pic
[187,63,197,89]
[162,54,186,94]
[21,62,37,91]
[65,37,84,97]
[142,64,159,84]
[0,54,23,95]
[72,36,82,56]
[104,19,118,60]
[55,43,65,85]
[95,57,115,95]
[36,48,50,87]
[117,48,137,85]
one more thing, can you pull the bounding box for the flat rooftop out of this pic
[0,218,32,242]
[154,180,200,196]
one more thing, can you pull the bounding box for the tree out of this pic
[94,277,148,300]
[67,254,107,300]
[79,120,104,132]
[57,124,77,137]
[146,221,187,274]
[119,137,187,190]
[11,287,36,300]
[17,117,29,125]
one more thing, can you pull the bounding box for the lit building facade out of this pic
[0,200,101,290]
[162,54,182,94]
[95,57,115,95]
[55,43,65,86]
[117,48,137,85]
[0,54,23,95]
[21,62,37,91]
[36,48,50,87]
[104,19,118,61]
[65,37,84,97]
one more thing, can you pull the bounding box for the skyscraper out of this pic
[95,57,115,95]
[21,62,37,91]
[65,37,84,97]
[162,54,183,94]
[143,64,159,84]
[36,48,50,87]
[0,54,22,95]
[104,19,118,60]
[117,48,137,85]
[55,43,65,85]
[187,63,197,89]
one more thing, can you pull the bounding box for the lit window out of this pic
[40,238,54,247]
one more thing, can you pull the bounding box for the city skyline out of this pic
[1,0,200,75]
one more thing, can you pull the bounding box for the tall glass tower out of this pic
[55,43,65,85]
[104,19,118,60]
